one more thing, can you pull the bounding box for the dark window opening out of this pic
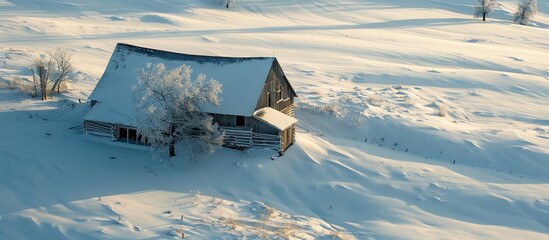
[267,93,271,107]
[118,127,143,145]
[236,115,245,126]
[119,127,128,139]
[128,129,137,142]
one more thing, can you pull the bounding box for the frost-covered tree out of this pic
[513,0,537,25]
[133,63,224,164]
[474,0,498,21]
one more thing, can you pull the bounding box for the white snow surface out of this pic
[0,0,548,239]
[254,107,297,130]
[86,43,275,126]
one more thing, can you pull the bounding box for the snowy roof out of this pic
[253,107,297,131]
[85,43,276,125]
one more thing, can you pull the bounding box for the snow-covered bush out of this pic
[437,104,448,117]
[329,230,356,240]
[404,96,415,106]
[367,95,383,107]
[513,0,537,25]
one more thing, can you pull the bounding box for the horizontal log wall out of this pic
[84,120,114,137]
[220,126,253,148]
[252,132,280,151]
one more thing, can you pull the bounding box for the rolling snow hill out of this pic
[0,0,548,239]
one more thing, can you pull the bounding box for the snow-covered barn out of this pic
[84,43,298,153]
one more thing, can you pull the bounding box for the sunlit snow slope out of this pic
[0,0,548,239]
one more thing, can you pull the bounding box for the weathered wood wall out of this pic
[252,119,279,135]
[84,120,114,137]
[255,59,296,115]
[280,124,296,152]
[210,113,254,128]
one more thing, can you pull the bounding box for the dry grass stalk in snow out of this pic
[367,95,383,107]
[220,217,241,231]
[329,230,356,240]
[274,221,300,238]
[0,77,36,97]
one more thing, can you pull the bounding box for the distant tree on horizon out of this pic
[513,0,537,25]
[219,0,238,9]
[474,0,499,21]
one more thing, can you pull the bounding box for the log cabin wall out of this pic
[252,119,279,135]
[280,124,296,152]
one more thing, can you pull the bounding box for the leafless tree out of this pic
[513,0,537,25]
[30,56,54,100]
[49,48,73,94]
[474,0,498,21]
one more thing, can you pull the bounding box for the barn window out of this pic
[276,85,282,100]
[119,127,128,139]
[128,129,137,143]
[236,115,245,126]
[118,127,143,144]
[267,92,271,107]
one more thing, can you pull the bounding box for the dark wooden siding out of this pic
[210,113,253,128]
[255,60,296,114]
[252,119,279,135]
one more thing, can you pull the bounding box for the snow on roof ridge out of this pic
[116,43,275,64]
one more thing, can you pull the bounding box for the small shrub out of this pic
[260,206,276,221]
[189,190,202,206]
[220,217,240,230]
[321,101,341,115]
[468,89,481,96]
[404,96,415,106]
[329,230,355,240]
[275,221,300,238]
[367,95,383,107]
[437,104,448,117]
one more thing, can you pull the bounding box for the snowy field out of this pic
[0,0,548,239]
